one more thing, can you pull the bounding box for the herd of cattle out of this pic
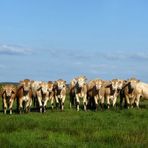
[0,76,148,114]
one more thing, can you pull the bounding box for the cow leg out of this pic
[26,100,30,113]
[100,96,104,110]
[83,95,87,111]
[43,97,49,112]
[106,96,110,109]
[76,95,80,111]
[9,99,14,115]
[37,96,42,113]
[19,98,23,114]
[120,95,124,109]
[94,96,98,111]
[50,97,54,110]
[135,94,141,108]
[3,98,7,114]
[113,96,117,108]
[55,96,59,109]
[125,96,130,109]
[61,96,66,111]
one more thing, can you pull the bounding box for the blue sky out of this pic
[0,0,148,82]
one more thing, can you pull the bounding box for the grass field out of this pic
[0,95,148,148]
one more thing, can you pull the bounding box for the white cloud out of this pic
[0,44,32,55]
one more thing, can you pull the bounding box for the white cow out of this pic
[75,76,87,111]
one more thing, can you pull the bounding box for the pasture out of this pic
[0,91,148,147]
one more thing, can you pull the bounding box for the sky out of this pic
[0,0,148,83]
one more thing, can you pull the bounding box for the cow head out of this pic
[95,79,103,90]
[129,78,140,89]
[2,85,16,97]
[70,78,77,87]
[40,82,49,95]
[111,79,119,90]
[48,81,54,92]
[55,79,66,90]
[117,80,125,90]
[20,79,31,92]
[76,76,87,88]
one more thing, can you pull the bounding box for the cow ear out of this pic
[64,80,66,84]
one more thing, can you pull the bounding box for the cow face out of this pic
[111,79,119,90]
[3,85,15,97]
[95,80,102,90]
[48,81,54,92]
[40,82,49,94]
[77,76,87,88]
[21,79,31,92]
[117,80,124,90]
[56,79,66,90]
[70,78,77,86]
[31,81,42,91]
[129,79,140,89]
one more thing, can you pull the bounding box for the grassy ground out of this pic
[0,96,148,148]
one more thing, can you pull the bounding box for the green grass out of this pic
[0,95,148,148]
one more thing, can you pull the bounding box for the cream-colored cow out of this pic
[75,76,87,111]
[87,79,103,110]
[54,79,67,111]
[36,81,54,112]
[130,79,148,108]
[1,84,16,114]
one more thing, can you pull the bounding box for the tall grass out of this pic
[0,95,148,148]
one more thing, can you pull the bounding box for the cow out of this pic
[1,84,16,114]
[129,79,148,108]
[36,81,54,112]
[87,79,103,110]
[75,76,87,111]
[120,78,138,109]
[54,79,67,111]
[69,78,77,108]
[98,79,119,109]
[16,79,32,113]
[31,80,42,108]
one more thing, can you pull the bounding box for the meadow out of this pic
[0,92,148,148]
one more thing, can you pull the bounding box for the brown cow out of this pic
[87,79,103,110]
[16,79,32,113]
[1,84,16,114]
[54,79,67,111]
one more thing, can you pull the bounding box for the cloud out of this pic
[0,44,32,55]
[101,50,148,61]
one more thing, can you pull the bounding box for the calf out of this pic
[54,79,67,111]
[17,79,32,113]
[1,84,16,114]
[75,76,87,111]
